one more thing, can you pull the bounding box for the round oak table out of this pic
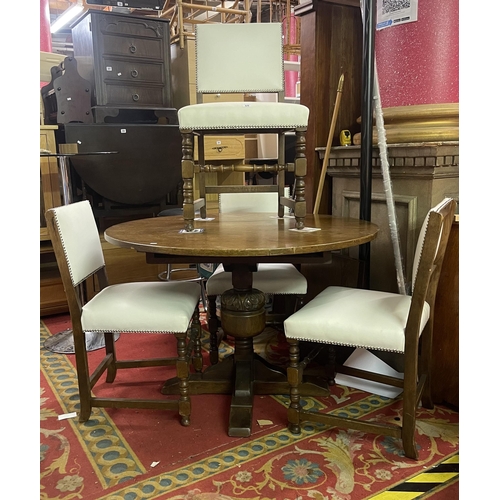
[104,212,378,437]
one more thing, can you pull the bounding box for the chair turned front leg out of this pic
[181,131,195,232]
[326,345,336,386]
[78,403,92,423]
[190,306,203,373]
[208,295,220,365]
[293,129,307,230]
[104,331,117,383]
[175,331,191,426]
[287,338,302,434]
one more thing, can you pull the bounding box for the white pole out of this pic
[372,64,407,295]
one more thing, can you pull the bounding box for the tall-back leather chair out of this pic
[178,22,310,232]
[283,198,457,459]
[45,200,203,425]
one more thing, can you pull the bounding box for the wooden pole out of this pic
[313,73,344,215]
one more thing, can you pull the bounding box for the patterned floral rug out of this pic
[40,312,459,500]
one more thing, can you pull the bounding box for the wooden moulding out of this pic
[319,141,459,175]
[353,103,459,145]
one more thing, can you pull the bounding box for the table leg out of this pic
[220,266,266,436]
[229,336,255,436]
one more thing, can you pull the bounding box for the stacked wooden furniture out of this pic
[162,0,302,49]
[40,10,181,317]
[163,0,251,48]
[62,10,182,219]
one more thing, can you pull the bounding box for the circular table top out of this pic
[104,213,379,258]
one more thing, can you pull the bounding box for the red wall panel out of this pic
[375,0,459,107]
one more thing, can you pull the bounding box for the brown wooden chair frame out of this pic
[45,207,203,425]
[286,198,457,459]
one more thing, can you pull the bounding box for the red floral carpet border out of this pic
[40,313,459,499]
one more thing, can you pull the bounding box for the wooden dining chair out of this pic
[178,22,310,232]
[206,192,307,365]
[45,200,203,425]
[283,197,457,459]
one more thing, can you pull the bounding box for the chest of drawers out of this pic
[71,10,172,109]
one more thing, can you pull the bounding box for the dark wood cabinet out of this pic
[71,10,173,110]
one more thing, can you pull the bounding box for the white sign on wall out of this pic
[376,0,418,30]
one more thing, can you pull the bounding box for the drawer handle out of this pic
[129,45,137,54]
[131,69,139,78]
[132,93,140,102]
[212,145,228,153]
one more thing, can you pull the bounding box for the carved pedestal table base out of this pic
[162,264,329,437]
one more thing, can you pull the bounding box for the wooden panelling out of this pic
[339,191,418,292]
[296,0,363,213]
[324,142,459,293]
